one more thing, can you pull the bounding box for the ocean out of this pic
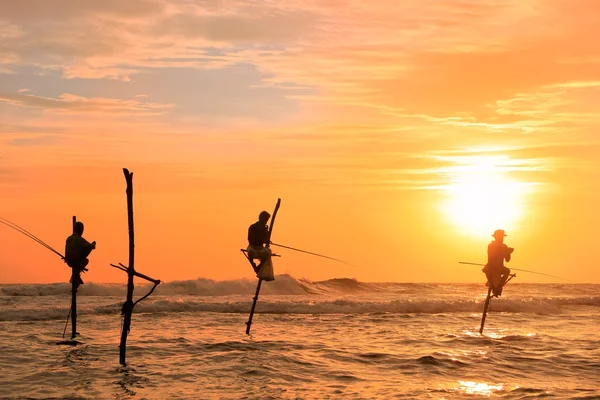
[0,276,598,399]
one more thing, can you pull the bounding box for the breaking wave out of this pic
[0,275,398,297]
[0,275,598,321]
[1,296,599,322]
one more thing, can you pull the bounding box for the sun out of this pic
[439,154,534,237]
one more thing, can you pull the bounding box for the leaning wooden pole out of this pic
[246,198,281,335]
[70,215,77,339]
[120,168,135,365]
[246,279,263,335]
[479,273,516,334]
[479,286,492,334]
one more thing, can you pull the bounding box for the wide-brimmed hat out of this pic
[492,229,507,237]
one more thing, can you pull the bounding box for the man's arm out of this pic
[263,225,271,245]
[504,246,514,262]
[80,236,96,250]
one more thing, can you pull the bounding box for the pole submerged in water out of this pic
[245,198,281,335]
[246,279,263,335]
[120,168,135,365]
[479,273,516,334]
[479,286,492,334]
[70,215,77,339]
[112,168,161,365]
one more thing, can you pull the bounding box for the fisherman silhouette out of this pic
[482,229,513,297]
[246,211,272,274]
[65,221,96,288]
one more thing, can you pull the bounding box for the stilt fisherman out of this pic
[482,229,514,297]
[246,211,275,281]
[65,221,96,288]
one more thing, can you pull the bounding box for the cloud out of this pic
[1,0,599,191]
[419,142,600,189]
[0,92,174,114]
[0,0,163,21]
[2,0,598,113]
[9,135,62,147]
[0,123,63,134]
[155,12,318,43]
[0,0,541,79]
[0,63,310,124]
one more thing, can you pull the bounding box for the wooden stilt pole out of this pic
[245,198,281,335]
[479,273,516,334]
[70,215,77,339]
[119,169,135,366]
[479,286,492,334]
[246,279,263,335]
[113,169,161,365]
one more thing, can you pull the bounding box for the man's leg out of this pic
[246,248,260,273]
[75,259,89,287]
[495,266,511,295]
[255,248,271,270]
[80,258,89,273]
[485,270,503,297]
[74,271,83,288]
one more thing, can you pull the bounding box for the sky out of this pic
[1,0,600,284]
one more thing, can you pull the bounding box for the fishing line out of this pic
[0,216,64,259]
[0,217,58,253]
[62,308,71,338]
[0,218,58,255]
[270,242,358,268]
[458,261,573,282]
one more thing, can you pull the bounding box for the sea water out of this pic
[0,276,598,399]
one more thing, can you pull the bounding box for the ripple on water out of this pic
[416,355,469,368]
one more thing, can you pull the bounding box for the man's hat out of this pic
[492,229,507,237]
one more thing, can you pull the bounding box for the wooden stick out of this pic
[110,263,160,284]
[479,286,492,334]
[479,273,516,334]
[115,169,161,365]
[110,264,128,273]
[119,168,135,366]
[62,307,71,339]
[245,279,263,335]
[245,198,281,335]
[70,216,77,339]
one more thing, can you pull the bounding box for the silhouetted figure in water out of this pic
[482,229,513,297]
[247,211,272,273]
[65,222,96,288]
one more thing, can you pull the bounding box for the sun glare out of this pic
[439,155,535,237]
[456,380,503,396]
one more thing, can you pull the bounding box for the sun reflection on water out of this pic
[457,380,503,396]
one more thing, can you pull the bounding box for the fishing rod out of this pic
[458,261,573,282]
[62,308,71,338]
[0,217,59,255]
[0,216,64,259]
[0,217,64,258]
[270,242,358,268]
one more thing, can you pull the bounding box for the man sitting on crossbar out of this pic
[246,211,273,274]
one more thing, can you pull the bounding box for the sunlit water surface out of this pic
[0,278,598,399]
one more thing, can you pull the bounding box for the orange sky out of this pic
[1,0,600,283]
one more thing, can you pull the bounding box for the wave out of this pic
[0,274,598,297]
[1,275,599,321]
[1,294,599,321]
[0,275,423,297]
